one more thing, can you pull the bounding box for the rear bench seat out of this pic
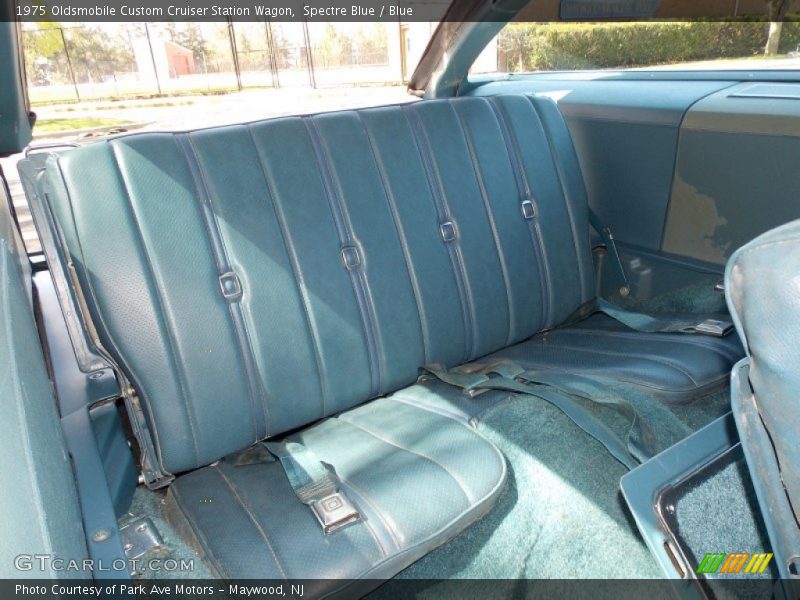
[41,95,742,588]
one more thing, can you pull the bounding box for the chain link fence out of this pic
[22,21,407,104]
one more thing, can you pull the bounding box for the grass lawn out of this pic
[34,117,132,134]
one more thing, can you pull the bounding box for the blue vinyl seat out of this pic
[41,94,742,588]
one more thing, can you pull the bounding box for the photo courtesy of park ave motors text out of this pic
[3,0,800,597]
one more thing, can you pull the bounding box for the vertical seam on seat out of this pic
[246,125,330,419]
[304,117,383,397]
[526,95,590,304]
[337,416,475,505]
[451,101,514,346]
[108,141,201,465]
[178,134,269,441]
[402,104,474,362]
[357,112,430,365]
[488,97,552,329]
[337,476,398,556]
[213,465,289,580]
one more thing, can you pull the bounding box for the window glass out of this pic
[6,21,436,255]
[471,21,800,74]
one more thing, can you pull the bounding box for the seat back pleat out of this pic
[247,117,374,418]
[309,112,427,395]
[450,98,546,344]
[187,125,333,437]
[493,95,593,324]
[359,107,468,367]
[409,101,511,360]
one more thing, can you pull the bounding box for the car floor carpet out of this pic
[393,385,732,581]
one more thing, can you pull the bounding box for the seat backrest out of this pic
[44,94,593,474]
[727,219,800,522]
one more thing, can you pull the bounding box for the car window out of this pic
[470,21,800,75]
[4,21,439,255]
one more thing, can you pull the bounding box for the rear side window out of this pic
[470,20,800,74]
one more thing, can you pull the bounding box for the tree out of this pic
[22,23,134,85]
[498,24,533,72]
[353,25,388,65]
[22,23,64,83]
[315,24,352,68]
[765,0,793,55]
[61,25,133,82]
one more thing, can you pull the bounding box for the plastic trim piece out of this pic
[621,412,739,596]
[34,270,131,579]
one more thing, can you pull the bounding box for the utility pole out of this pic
[227,19,243,91]
[264,19,280,88]
[302,20,316,88]
[144,23,162,95]
[59,27,80,101]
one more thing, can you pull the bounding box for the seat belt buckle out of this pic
[310,492,361,534]
[694,318,734,337]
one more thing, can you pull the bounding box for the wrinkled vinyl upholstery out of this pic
[727,220,800,532]
[43,95,741,585]
[493,314,743,403]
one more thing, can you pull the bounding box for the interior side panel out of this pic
[465,79,734,253]
[566,117,679,250]
[662,82,800,265]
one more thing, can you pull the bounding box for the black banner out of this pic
[1,579,787,599]
[10,0,795,23]
[12,0,452,22]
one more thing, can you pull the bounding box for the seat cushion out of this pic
[165,397,506,590]
[490,315,744,404]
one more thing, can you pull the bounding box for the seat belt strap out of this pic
[567,297,734,337]
[585,210,733,336]
[263,441,360,534]
[421,362,655,470]
[588,207,630,296]
[493,364,656,465]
